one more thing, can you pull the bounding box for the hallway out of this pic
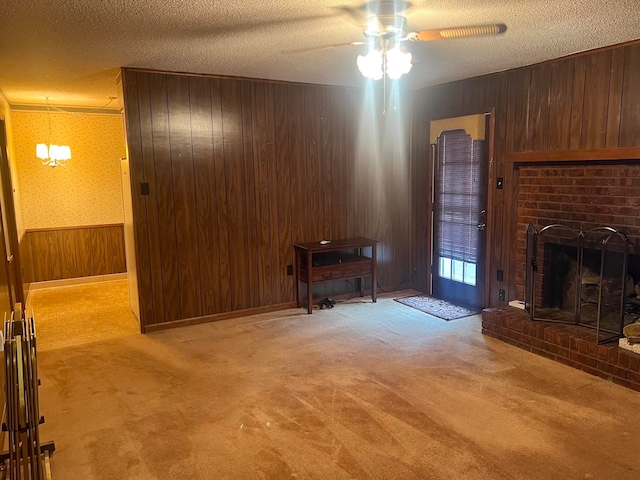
[27,279,139,351]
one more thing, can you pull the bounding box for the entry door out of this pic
[431,128,488,309]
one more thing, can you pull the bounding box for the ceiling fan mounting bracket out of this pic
[363,14,408,41]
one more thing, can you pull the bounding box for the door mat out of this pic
[394,295,480,321]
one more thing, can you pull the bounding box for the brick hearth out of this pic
[482,307,640,392]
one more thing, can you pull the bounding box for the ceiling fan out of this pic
[292,1,507,80]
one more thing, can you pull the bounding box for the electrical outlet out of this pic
[499,289,506,301]
[497,269,503,282]
[286,265,293,276]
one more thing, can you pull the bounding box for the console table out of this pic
[294,237,377,314]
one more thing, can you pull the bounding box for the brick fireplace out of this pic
[482,161,640,391]
[515,164,640,301]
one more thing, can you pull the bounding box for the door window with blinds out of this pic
[430,114,488,310]
[434,129,484,286]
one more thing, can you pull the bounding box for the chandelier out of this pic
[36,98,71,167]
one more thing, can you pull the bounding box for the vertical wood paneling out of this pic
[19,234,33,285]
[109,227,126,273]
[90,228,107,275]
[241,81,260,309]
[547,59,574,150]
[580,50,611,149]
[329,89,347,240]
[221,79,251,311]
[409,90,425,291]
[76,228,94,277]
[606,48,625,147]
[189,76,220,315]
[506,69,531,152]
[121,72,154,325]
[148,73,181,323]
[569,57,587,149]
[620,43,640,147]
[527,64,551,151]
[491,75,510,303]
[57,229,78,279]
[320,88,333,240]
[264,83,280,305]
[167,74,201,319]
[274,83,293,303]
[47,231,62,280]
[210,79,232,312]
[344,89,357,239]
[136,73,164,321]
[251,81,273,306]
[305,86,322,242]
[30,232,51,281]
[288,85,307,244]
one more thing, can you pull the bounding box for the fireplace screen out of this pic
[525,224,635,344]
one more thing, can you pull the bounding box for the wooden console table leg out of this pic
[372,243,377,303]
[307,250,313,314]
[295,250,301,308]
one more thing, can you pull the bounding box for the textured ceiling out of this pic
[1,0,639,109]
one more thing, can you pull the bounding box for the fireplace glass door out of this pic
[526,224,633,343]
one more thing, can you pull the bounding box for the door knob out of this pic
[477,223,486,231]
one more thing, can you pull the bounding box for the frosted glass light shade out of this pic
[36,143,49,159]
[36,143,72,166]
[357,49,383,80]
[386,48,412,79]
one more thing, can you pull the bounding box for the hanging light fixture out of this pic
[357,46,412,80]
[36,97,71,167]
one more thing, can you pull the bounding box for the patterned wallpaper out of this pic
[11,111,125,229]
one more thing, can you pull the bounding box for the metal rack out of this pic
[0,304,55,479]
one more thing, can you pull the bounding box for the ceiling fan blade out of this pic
[283,41,366,54]
[409,23,507,42]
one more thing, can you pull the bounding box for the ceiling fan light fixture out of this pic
[385,48,412,79]
[357,49,383,80]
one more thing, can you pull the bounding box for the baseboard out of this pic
[142,301,298,333]
[29,273,128,291]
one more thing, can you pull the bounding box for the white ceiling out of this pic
[1,0,639,109]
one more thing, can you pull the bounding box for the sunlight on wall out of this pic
[11,111,125,229]
[355,81,410,270]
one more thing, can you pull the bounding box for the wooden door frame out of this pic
[427,108,495,308]
[0,117,25,306]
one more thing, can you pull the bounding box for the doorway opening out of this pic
[6,106,140,349]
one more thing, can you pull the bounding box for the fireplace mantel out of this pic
[505,147,640,165]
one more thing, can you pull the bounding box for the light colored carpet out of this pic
[28,279,140,350]
[37,291,640,479]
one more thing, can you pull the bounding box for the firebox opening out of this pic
[527,225,640,343]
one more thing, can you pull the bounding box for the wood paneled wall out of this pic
[410,41,640,307]
[21,225,126,283]
[121,69,411,328]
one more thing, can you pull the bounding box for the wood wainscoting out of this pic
[20,224,126,284]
